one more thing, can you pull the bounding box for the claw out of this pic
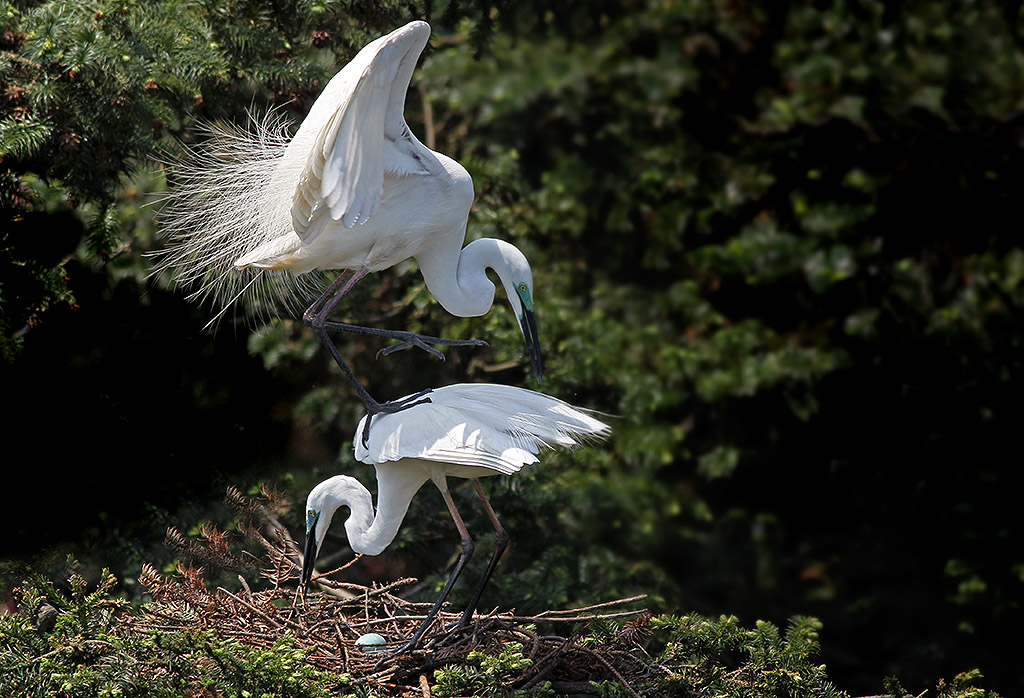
[377,338,445,360]
[360,413,374,449]
[361,390,434,448]
[375,334,488,360]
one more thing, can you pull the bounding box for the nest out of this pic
[131,486,654,697]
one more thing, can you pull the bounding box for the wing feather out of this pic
[353,384,611,476]
[290,21,431,237]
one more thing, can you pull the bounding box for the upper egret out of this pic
[153,21,542,420]
[299,382,610,652]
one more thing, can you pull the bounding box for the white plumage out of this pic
[300,383,610,652]
[154,21,542,412]
[354,383,610,475]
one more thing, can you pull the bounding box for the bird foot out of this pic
[372,635,427,671]
[360,389,434,448]
[430,617,474,647]
[376,333,488,360]
[370,611,473,669]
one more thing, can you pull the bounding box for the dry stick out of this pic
[308,612,356,638]
[386,606,406,641]
[311,554,363,585]
[238,575,254,602]
[418,674,432,698]
[299,579,354,603]
[501,609,645,623]
[217,587,308,635]
[581,646,642,698]
[535,595,648,616]
[312,577,418,599]
[358,614,435,626]
[369,583,417,641]
[518,637,572,691]
[514,625,542,661]
[240,549,263,568]
[336,623,350,672]
[349,665,401,687]
[406,604,644,651]
[364,583,372,626]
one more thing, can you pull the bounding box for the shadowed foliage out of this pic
[2,1,1022,695]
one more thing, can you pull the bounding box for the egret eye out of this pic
[306,509,318,531]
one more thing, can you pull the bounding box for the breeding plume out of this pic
[153,21,542,418]
[300,383,610,652]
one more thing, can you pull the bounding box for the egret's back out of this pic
[150,21,443,322]
[354,383,611,475]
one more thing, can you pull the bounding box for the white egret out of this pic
[153,21,542,421]
[299,383,610,652]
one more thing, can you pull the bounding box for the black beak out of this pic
[522,307,543,384]
[300,527,318,589]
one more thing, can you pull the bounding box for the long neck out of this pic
[416,238,518,318]
[332,468,429,556]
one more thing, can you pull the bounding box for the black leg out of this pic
[303,268,379,408]
[318,321,488,360]
[455,480,509,629]
[304,268,486,363]
[303,270,434,444]
[376,482,473,666]
[303,269,484,444]
[357,387,434,449]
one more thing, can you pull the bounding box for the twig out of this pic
[311,554,363,585]
[586,648,642,698]
[502,609,646,623]
[139,489,660,697]
[217,587,309,634]
[535,595,647,616]
[517,637,571,691]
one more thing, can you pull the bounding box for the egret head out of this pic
[487,240,542,384]
[300,504,325,589]
[423,237,543,383]
[509,277,542,383]
[300,477,343,589]
[300,475,376,589]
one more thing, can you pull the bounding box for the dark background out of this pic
[2,2,1022,695]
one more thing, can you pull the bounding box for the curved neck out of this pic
[320,469,429,556]
[416,238,523,318]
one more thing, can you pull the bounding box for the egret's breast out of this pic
[243,158,472,274]
[440,463,506,480]
[396,458,505,483]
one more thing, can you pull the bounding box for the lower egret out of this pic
[299,383,610,653]
[153,21,542,424]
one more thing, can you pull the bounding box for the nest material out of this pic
[134,486,654,696]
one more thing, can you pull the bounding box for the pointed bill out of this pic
[300,509,320,588]
[514,282,543,383]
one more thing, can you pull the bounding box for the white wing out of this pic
[353,383,611,475]
[290,21,433,237]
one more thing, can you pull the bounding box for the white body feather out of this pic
[354,383,610,475]
[152,21,534,332]
[305,384,610,557]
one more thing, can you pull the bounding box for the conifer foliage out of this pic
[2,1,1022,695]
[0,0,409,357]
[0,487,998,697]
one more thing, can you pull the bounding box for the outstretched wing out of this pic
[290,21,433,237]
[353,384,612,475]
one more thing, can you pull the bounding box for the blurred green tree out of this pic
[2,0,1022,695]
